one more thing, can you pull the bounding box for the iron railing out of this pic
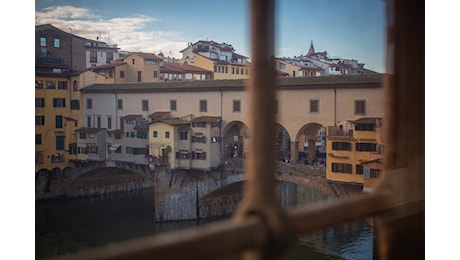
[51,0,424,259]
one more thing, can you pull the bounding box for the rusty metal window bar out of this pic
[54,0,424,259]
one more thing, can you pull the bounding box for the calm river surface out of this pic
[36,183,373,259]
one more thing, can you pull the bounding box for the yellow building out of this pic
[91,60,128,84]
[35,70,105,172]
[274,58,323,77]
[148,117,191,169]
[189,54,250,80]
[325,117,383,184]
[122,53,162,83]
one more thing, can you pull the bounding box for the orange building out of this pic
[326,117,383,189]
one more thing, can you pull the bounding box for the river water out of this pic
[36,183,373,259]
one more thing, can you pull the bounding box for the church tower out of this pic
[307,40,315,56]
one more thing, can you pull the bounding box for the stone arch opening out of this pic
[223,121,249,159]
[294,123,326,165]
[275,123,291,162]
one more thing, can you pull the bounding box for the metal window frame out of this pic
[55,0,424,259]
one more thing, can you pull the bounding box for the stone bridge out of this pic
[154,159,363,222]
[35,159,362,222]
[35,160,155,200]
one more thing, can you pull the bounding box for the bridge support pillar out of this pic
[290,141,298,164]
[307,139,316,165]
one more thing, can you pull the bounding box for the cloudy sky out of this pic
[35,0,386,72]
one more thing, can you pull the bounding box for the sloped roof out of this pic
[191,116,222,123]
[92,60,126,70]
[124,52,163,61]
[160,62,212,73]
[75,127,105,132]
[81,74,384,93]
[149,117,190,126]
[148,111,171,120]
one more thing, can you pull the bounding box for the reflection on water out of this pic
[36,183,372,259]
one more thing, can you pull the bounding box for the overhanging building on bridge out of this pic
[326,117,384,189]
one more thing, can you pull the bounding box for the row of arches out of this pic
[222,120,326,165]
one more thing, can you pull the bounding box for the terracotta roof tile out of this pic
[148,111,171,120]
[191,116,222,123]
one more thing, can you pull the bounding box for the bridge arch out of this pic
[223,121,249,159]
[293,122,326,165]
[275,123,291,162]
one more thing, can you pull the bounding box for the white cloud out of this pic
[35,5,187,58]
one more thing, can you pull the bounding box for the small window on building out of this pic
[356,143,377,152]
[97,116,101,128]
[53,98,66,108]
[55,115,63,128]
[310,100,319,113]
[165,131,170,138]
[54,38,60,48]
[35,134,42,145]
[233,100,241,113]
[142,100,149,111]
[154,71,158,78]
[200,100,207,112]
[354,100,366,115]
[46,81,56,89]
[170,100,177,111]
[332,163,352,174]
[87,116,91,127]
[57,81,67,90]
[180,131,188,140]
[90,51,97,63]
[36,116,45,126]
[120,70,125,78]
[56,136,65,150]
[153,131,158,138]
[137,71,142,82]
[40,37,47,47]
[73,80,78,91]
[332,142,352,151]
[356,165,364,175]
[117,99,123,110]
[86,98,92,109]
[107,117,112,130]
[36,80,44,89]
[137,131,147,139]
[35,98,45,108]
[71,100,80,110]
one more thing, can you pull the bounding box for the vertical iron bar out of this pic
[235,0,294,259]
